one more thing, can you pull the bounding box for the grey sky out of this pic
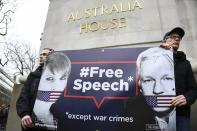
[5,0,49,51]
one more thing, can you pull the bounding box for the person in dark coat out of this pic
[0,104,9,131]
[0,105,4,130]
[161,27,197,131]
[16,48,54,131]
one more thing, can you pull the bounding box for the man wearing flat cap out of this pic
[161,27,197,131]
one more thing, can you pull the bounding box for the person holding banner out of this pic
[16,48,54,131]
[161,27,197,131]
[33,52,71,130]
[118,47,176,131]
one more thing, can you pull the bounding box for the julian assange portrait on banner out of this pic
[118,47,176,131]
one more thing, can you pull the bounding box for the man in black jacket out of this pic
[16,48,54,131]
[161,27,197,131]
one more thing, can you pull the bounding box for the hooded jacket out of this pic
[174,51,197,117]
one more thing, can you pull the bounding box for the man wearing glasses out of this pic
[161,27,197,131]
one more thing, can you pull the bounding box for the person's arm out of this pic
[16,73,34,128]
[184,62,197,105]
[172,62,197,106]
[16,74,33,118]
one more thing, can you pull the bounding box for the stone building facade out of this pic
[41,0,197,72]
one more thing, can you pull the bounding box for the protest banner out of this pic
[33,47,176,131]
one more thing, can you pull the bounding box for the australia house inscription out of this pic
[66,0,142,34]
